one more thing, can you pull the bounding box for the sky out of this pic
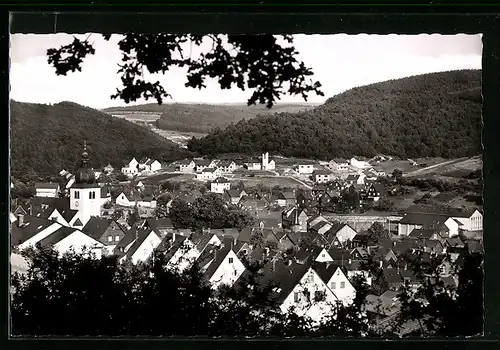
[10,33,483,110]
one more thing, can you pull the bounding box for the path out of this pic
[404,157,469,178]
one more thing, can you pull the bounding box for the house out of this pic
[237,260,338,324]
[324,223,358,245]
[176,159,196,173]
[244,158,262,171]
[314,262,357,306]
[137,158,161,173]
[364,291,401,326]
[345,173,366,186]
[121,157,140,178]
[281,207,309,232]
[398,213,460,238]
[196,167,222,181]
[312,169,332,184]
[118,226,162,265]
[261,152,276,171]
[29,197,80,228]
[296,191,315,208]
[276,191,297,207]
[296,163,315,175]
[197,241,246,290]
[35,183,60,198]
[82,217,128,250]
[225,189,247,205]
[36,225,105,259]
[307,215,329,230]
[116,190,157,209]
[405,206,483,232]
[363,183,386,202]
[350,233,370,248]
[328,159,350,172]
[310,221,333,236]
[217,160,238,174]
[295,245,333,264]
[103,163,114,174]
[142,218,175,236]
[350,157,371,169]
[195,159,217,173]
[210,177,231,194]
[11,214,64,250]
[273,230,296,251]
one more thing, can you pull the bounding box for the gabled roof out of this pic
[399,213,451,227]
[145,218,174,231]
[312,169,332,176]
[113,225,140,257]
[155,234,189,261]
[237,227,253,243]
[226,189,242,198]
[120,227,160,261]
[82,217,126,241]
[202,244,237,281]
[327,247,352,261]
[195,159,213,167]
[278,191,296,200]
[313,261,343,283]
[445,237,464,248]
[178,159,195,165]
[218,160,235,167]
[30,197,77,222]
[213,177,230,184]
[383,268,403,284]
[295,244,324,263]
[409,228,438,240]
[405,205,477,218]
[10,215,60,247]
[35,183,60,189]
[37,226,92,248]
[203,167,217,173]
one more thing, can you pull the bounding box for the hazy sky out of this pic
[10,33,482,109]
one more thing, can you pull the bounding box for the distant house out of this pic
[176,159,196,173]
[103,163,114,174]
[282,207,309,232]
[225,189,247,205]
[310,221,333,236]
[82,217,128,250]
[363,183,386,202]
[196,167,222,181]
[276,191,297,207]
[121,158,140,178]
[345,173,366,186]
[324,223,358,245]
[244,158,262,171]
[328,159,349,172]
[35,183,60,198]
[398,213,460,238]
[210,177,231,194]
[11,214,63,250]
[296,163,315,175]
[116,190,157,209]
[217,160,238,174]
[296,191,315,208]
[312,169,332,184]
[195,159,217,173]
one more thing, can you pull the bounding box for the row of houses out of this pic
[176,152,276,175]
[121,157,162,178]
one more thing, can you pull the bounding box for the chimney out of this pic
[17,214,24,227]
[404,263,408,271]
[234,236,237,246]
[379,260,383,268]
[348,258,352,264]
[288,259,292,266]
[172,231,176,242]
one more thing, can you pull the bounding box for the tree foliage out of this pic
[366,222,391,246]
[47,34,323,108]
[188,70,481,160]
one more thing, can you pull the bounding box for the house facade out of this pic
[197,168,222,181]
[297,164,315,174]
[35,183,60,198]
[312,170,333,184]
[176,159,196,173]
[328,159,350,172]
[210,177,231,194]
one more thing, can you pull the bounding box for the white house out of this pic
[328,159,350,172]
[121,158,140,178]
[296,163,315,175]
[35,183,60,198]
[312,170,333,184]
[119,227,162,265]
[138,158,162,173]
[116,190,157,209]
[12,215,64,250]
[451,209,483,232]
[195,159,217,173]
[217,160,238,174]
[326,224,358,244]
[200,245,246,290]
[196,168,222,181]
[350,157,371,169]
[279,265,338,323]
[211,177,231,194]
[244,159,262,171]
[398,213,460,238]
[176,159,196,173]
[345,173,366,186]
[315,264,356,306]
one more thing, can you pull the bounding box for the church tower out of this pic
[69,141,102,226]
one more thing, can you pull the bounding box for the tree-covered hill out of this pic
[10,101,191,181]
[187,70,482,160]
[104,103,318,133]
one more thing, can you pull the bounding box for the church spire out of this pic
[75,140,95,184]
[81,140,90,168]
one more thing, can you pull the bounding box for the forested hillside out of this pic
[188,70,482,159]
[105,103,317,133]
[10,101,191,181]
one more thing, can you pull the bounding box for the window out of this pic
[331,282,336,289]
[321,253,325,258]
[75,191,80,199]
[340,281,345,289]
[107,236,113,242]
[234,270,238,276]
[294,292,300,302]
[228,257,234,264]
[115,235,120,242]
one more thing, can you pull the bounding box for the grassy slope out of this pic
[188,70,482,160]
[10,101,191,180]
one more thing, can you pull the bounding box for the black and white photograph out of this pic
[9,32,483,337]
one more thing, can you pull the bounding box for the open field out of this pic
[405,156,481,179]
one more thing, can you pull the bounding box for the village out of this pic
[10,143,483,332]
